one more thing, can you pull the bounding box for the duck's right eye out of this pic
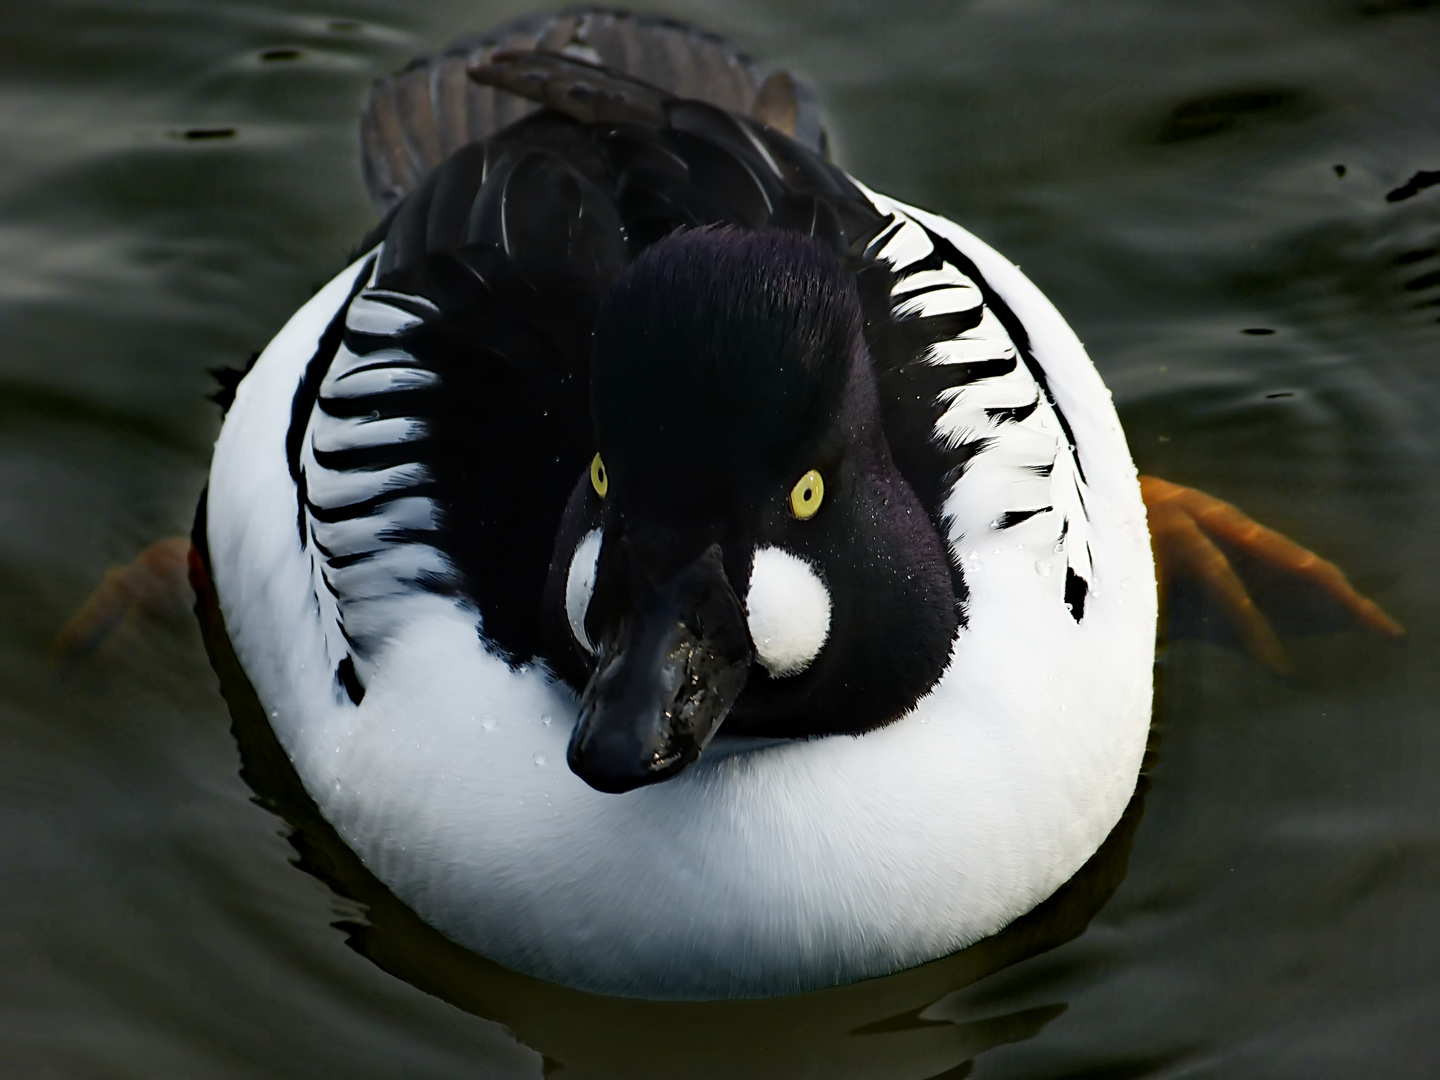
[590,453,608,498]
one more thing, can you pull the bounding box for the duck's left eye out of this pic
[590,453,608,498]
[789,469,824,520]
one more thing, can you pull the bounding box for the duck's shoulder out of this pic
[854,193,1098,626]
[282,248,598,704]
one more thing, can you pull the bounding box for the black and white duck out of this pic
[158,10,1398,999]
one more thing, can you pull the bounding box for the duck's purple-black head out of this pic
[544,228,958,793]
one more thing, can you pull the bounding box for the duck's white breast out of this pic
[207,194,1155,1000]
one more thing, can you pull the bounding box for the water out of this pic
[3,1,1438,1075]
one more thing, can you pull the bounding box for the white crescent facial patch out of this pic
[565,528,603,654]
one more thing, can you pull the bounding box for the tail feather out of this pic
[360,7,826,214]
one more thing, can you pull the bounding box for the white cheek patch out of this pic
[745,546,832,677]
[565,529,603,654]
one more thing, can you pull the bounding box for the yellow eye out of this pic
[789,469,824,520]
[590,453,608,498]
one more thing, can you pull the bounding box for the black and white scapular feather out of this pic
[204,9,1155,999]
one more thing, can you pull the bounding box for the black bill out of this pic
[568,544,752,794]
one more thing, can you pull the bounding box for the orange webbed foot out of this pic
[53,535,196,668]
[1139,476,1403,674]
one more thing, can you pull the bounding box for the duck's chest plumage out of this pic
[206,71,1154,999]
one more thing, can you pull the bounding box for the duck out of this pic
[170,9,1400,1001]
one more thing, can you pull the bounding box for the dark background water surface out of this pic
[3,1,1439,1077]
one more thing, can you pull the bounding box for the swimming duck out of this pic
[152,11,1397,1000]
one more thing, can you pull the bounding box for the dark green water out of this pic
[3,1,1438,1076]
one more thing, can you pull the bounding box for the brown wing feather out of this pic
[359,7,827,214]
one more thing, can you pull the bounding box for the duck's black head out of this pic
[544,227,958,793]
